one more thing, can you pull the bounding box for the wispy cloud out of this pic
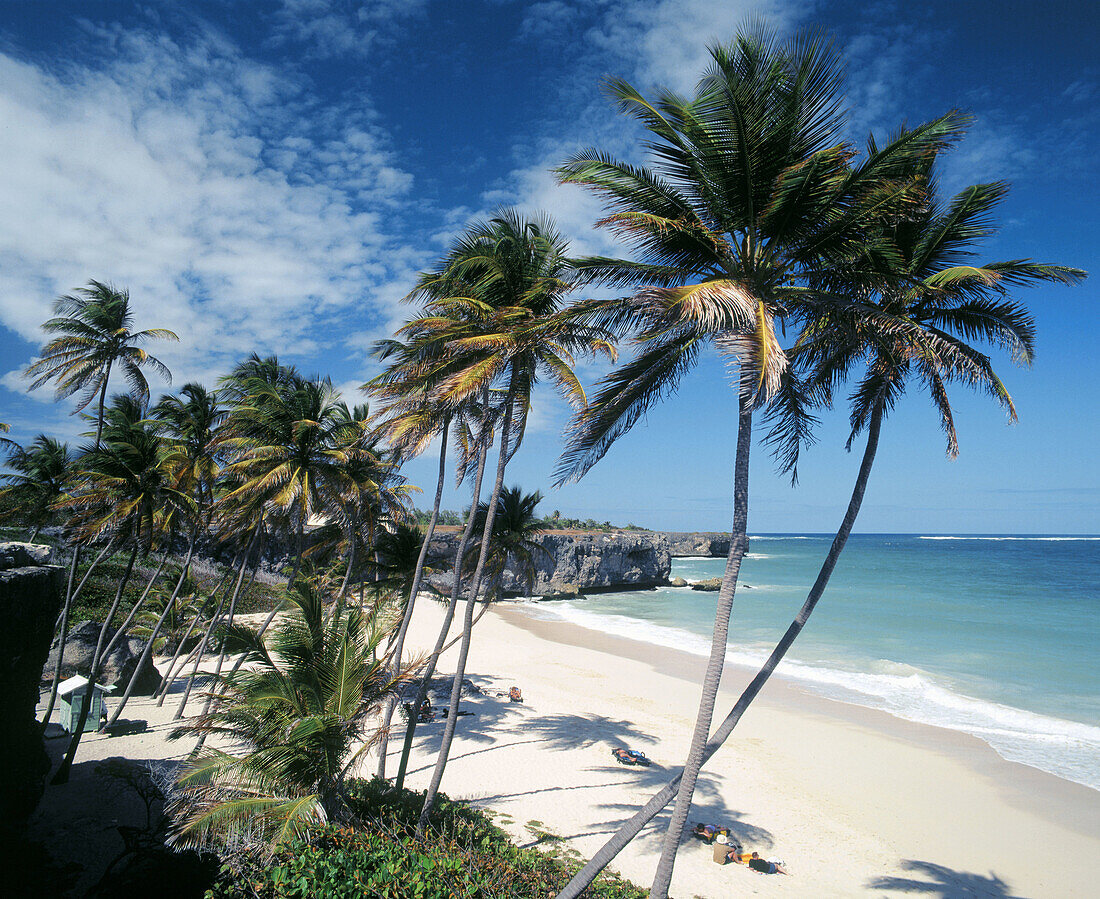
[0,21,420,401]
[268,0,429,59]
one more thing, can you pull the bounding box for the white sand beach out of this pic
[34,597,1100,898]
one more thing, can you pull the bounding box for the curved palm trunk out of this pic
[40,547,81,730]
[52,541,139,784]
[176,530,257,717]
[93,365,111,449]
[189,547,253,752]
[41,539,121,726]
[337,535,356,601]
[417,382,515,835]
[98,548,171,666]
[40,539,112,730]
[557,402,884,898]
[155,618,206,705]
[376,417,450,779]
[395,410,490,792]
[106,526,201,728]
[649,394,752,899]
[156,557,241,704]
[173,550,247,720]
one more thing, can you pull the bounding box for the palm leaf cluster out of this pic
[166,582,417,853]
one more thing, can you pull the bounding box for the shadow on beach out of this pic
[868,860,1028,898]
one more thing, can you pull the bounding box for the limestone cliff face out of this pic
[0,543,63,823]
[664,532,731,557]
[427,531,671,595]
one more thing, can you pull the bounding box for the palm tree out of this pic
[367,300,501,783]
[552,27,968,896]
[219,361,349,584]
[416,209,615,834]
[51,394,189,782]
[464,485,550,599]
[0,434,72,541]
[554,149,1086,899]
[165,579,416,854]
[24,280,177,447]
[105,384,226,728]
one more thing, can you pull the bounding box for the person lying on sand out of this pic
[744,852,789,875]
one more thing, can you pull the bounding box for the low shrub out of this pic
[207,780,646,899]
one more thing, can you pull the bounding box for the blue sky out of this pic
[0,0,1096,533]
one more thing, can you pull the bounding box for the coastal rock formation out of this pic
[691,577,723,591]
[427,531,671,595]
[669,576,688,587]
[44,620,162,695]
[0,542,63,822]
[665,532,731,557]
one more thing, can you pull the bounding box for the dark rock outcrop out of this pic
[665,532,731,557]
[44,620,162,695]
[0,542,64,822]
[427,531,671,596]
[691,577,723,591]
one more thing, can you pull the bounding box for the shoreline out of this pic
[393,599,1100,897]
[31,596,1100,897]
[496,602,1100,839]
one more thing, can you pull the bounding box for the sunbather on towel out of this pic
[746,852,789,875]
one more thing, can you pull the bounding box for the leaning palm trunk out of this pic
[649,394,752,899]
[156,558,241,703]
[97,548,171,667]
[394,412,490,792]
[40,541,115,729]
[556,403,884,899]
[188,548,253,752]
[174,530,258,717]
[417,383,515,835]
[173,545,251,720]
[107,525,201,728]
[52,541,139,784]
[376,417,450,778]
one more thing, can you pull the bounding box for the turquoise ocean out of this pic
[530,534,1100,791]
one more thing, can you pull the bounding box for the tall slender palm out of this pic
[416,209,615,833]
[367,325,504,780]
[553,27,970,896]
[0,435,72,541]
[166,580,417,854]
[464,485,550,598]
[51,395,188,782]
[105,384,226,728]
[554,149,1086,899]
[219,361,349,583]
[24,280,177,447]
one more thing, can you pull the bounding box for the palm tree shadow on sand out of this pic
[868,860,1026,898]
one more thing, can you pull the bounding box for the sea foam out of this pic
[530,602,1100,792]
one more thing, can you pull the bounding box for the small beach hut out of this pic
[56,675,115,733]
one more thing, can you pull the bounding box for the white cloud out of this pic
[269,0,429,59]
[584,0,812,93]
[0,24,418,401]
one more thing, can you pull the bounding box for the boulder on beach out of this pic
[43,620,162,695]
[669,576,688,587]
[691,577,722,591]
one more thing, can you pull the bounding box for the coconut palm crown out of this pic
[167,580,417,854]
[24,280,177,445]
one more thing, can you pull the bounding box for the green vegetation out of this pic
[206,780,646,899]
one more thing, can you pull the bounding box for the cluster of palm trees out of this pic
[2,21,1086,896]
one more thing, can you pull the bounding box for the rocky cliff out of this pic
[664,532,731,557]
[0,543,63,823]
[427,531,671,595]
